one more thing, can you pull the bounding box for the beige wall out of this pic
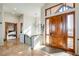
[0,4,3,45]
[23,11,41,36]
[75,3,79,55]
[17,15,23,39]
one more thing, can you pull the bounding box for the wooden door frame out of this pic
[4,22,18,47]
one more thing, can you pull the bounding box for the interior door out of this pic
[49,15,65,49]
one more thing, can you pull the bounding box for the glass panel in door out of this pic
[46,19,50,44]
[67,14,73,36]
[67,13,74,50]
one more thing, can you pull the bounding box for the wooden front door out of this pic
[45,12,75,52]
[49,15,65,49]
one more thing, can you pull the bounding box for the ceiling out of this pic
[3,3,45,16]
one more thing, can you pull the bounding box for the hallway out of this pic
[0,3,78,56]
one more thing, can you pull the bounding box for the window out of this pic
[67,14,74,36]
[56,5,74,13]
[67,13,74,49]
[45,3,75,16]
[46,19,49,34]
